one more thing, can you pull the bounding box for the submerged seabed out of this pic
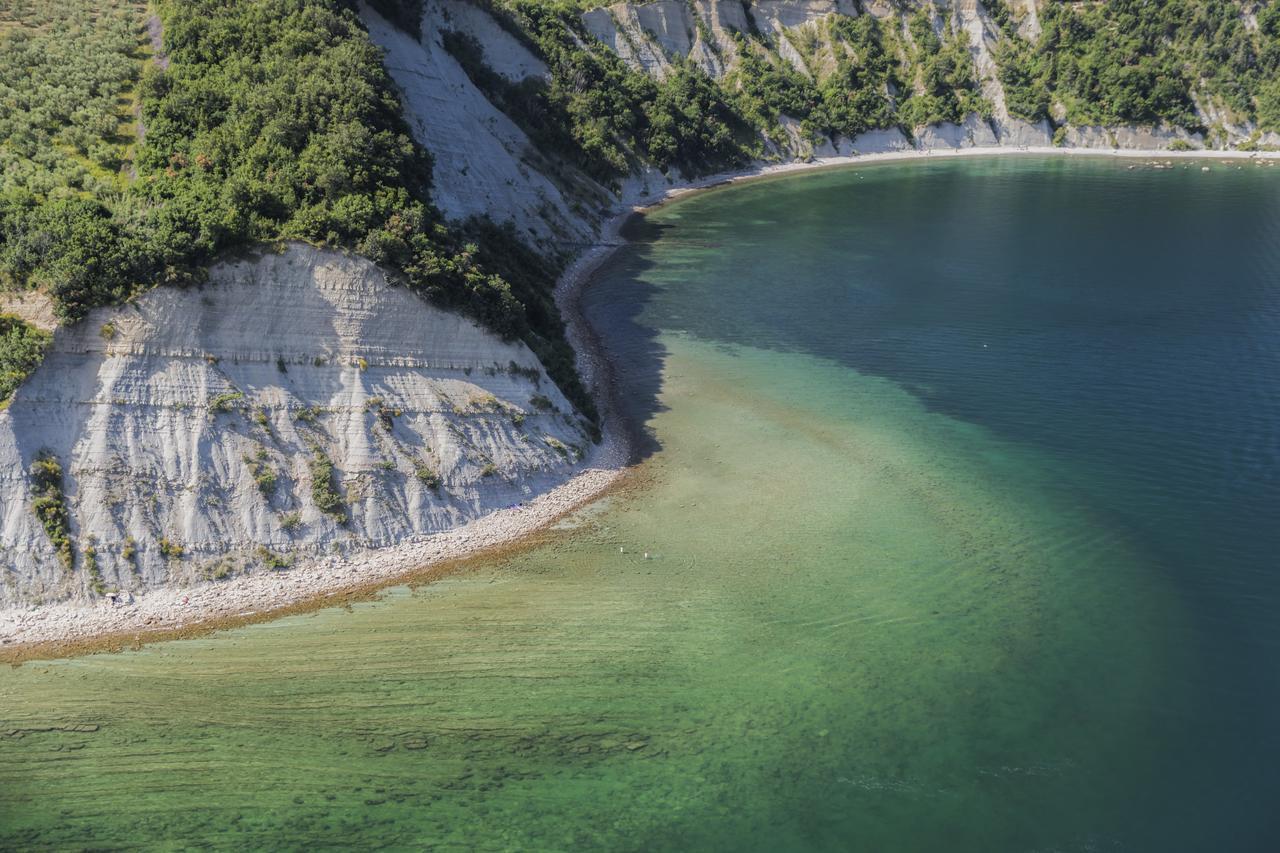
[4,157,1279,851]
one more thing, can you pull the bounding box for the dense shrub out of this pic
[818,15,900,139]
[898,11,991,128]
[243,449,279,497]
[158,535,184,559]
[996,38,1051,123]
[0,316,52,405]
[30,452,73,569]
[500,0,753,179]
[0,0,143,199]
[988,0,1276,130]
[308,448,346,521]
[724,16,899,146]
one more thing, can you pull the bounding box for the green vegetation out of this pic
[83,537,106,595]
[443,18,752,182]
[491,0,1280,147]
[255,545,292,570]
[0,0,597,428]
[121,535,138,567]
[0,0,148,198]
[724,15,900,146]
[996,1,1193,126]
[243,448,278,497]
[278,510,303,532]
[157,535,184,560]
[1,0,446,323]
[453,1,984,159]
[441,28,602,177]
[0,315,51,405]
[208,390,244,414]
[294,405,323,426]
[308,448,346,521]
[814,16,899,139]
[460,218,595,421]
[899,11,990,128]
[461,2,755,181]
[415,463,441,490]
[725,47,823,142]
[993,0,1280,131]
[10,0,1280,442]
[29,451,73,569]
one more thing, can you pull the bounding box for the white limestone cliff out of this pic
[0,244,591,605]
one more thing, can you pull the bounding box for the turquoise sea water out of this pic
[3,157,1279,850]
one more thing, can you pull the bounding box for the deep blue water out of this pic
[597,156,1280,849]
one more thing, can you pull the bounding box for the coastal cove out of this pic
[5,145,1280,656]
[3,156,1280,849]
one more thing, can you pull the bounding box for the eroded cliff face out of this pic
[362,0,603,245]
[358,0,1241,248]
[576,0,1191,152]
[0,245,591,605]
[583,0,1276,150]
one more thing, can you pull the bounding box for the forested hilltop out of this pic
[5,0,1280,405]
[0,0,587,416]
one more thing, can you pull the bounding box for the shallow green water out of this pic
[3,157,1278,850]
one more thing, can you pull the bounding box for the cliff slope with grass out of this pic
[362,0,1280,246]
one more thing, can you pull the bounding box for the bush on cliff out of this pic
[0,315,52,406]
[30,452,73,570]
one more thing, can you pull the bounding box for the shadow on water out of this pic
[582,215,676,464]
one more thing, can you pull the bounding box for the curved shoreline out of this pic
[4,143,1276,661]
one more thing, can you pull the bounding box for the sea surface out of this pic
[3,156,1279,850]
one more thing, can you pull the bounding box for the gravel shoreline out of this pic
[0,219,635,656]
[6,143,1277,655]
